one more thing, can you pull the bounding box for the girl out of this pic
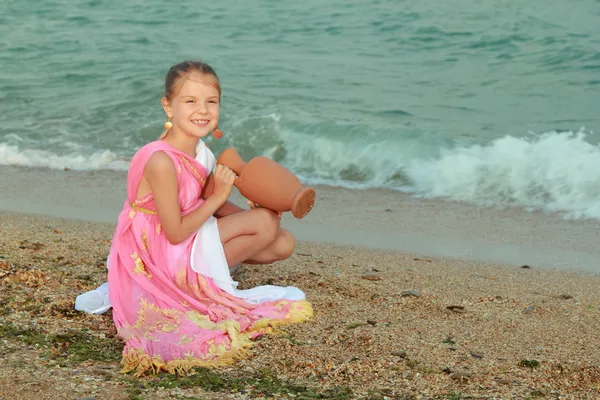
[105,60,312,376]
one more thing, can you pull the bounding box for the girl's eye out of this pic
[186,100,195,103]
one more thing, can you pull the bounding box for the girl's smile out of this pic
[162,74,221,140]
[191,119,209,127]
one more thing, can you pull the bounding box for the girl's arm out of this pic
[146,152,234,244]
[203,171,244,217]
[215,200,245,218]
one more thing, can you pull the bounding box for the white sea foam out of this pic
[0,143,130,171]
[281,129,600,219]
[405,130,600,219]
[3,129,600,219]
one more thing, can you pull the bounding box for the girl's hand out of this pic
[212,165,236,202]
[247,200,282,220]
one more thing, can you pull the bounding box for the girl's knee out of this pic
[274,229,296,260]
[254,207,280,241]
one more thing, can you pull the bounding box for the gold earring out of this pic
[164,118,173,130]
[212,125,223,138]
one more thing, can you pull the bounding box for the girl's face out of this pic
[162,73,220,139]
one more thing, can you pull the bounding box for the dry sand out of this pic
[1,211,599,399]
[3,164,600,272]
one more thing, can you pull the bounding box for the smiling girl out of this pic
[105,60,312,376]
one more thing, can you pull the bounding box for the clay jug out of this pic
[204,148,315,219]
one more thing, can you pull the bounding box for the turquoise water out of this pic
[2,0,600,217]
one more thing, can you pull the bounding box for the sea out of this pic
[2,0,600,219]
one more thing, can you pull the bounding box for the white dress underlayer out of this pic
[75,140,305,314]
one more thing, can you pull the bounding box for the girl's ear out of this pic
[161,97,172,118]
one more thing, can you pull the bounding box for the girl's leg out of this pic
[217,207,284,267]
[243,228,296,264]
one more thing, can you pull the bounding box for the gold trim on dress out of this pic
[177,155,206,185]
[119,299,314,377]
[132,194,153,206]
[130,203,158,215]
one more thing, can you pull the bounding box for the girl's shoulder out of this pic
[132,140,177,161]
[128,140,181,173]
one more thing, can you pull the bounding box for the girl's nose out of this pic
[196,102,208,113]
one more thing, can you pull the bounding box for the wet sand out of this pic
[2,164,600,272]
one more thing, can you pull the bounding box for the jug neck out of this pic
[218,148,246,175]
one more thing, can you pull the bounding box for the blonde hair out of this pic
[160,60,221,139]
[165,60,221,100]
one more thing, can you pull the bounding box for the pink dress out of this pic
[107,140,312,376]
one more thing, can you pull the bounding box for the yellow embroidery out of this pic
[121,343,252,377]
[133,194,152,205]
[130,203,157,215]
[130,300,182,340]
[177,155,206,185]
[209,343,227,356]
[188,282,208,302]
[161,322,178,333]
[175,267,187,290]
[187,311,218,330]
[119,299,314,377]
[142,229,149,250]
[131,299,182,341]
[143,321,178,341]
[130,252,151,278]
[130,194,156,215]
[274,300,290,310]
[134,259,150,278]
[186,311,248,338]
[129,210,136,219]
[133,298,182,330]
[247,318,273,332]
[196,275,210,290]
[178,335,193,345]
[183,350,196,359]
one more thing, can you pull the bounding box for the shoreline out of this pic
[1,211,599,399]
[2,164,600,273]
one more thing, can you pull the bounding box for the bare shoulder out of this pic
[145,151,176,178]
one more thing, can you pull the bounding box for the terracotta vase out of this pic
[204,148,315,219]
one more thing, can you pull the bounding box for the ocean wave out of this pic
[404,129,600,219]
[281,128,600,219]
[3,128,600,220]
[0,143,130,171]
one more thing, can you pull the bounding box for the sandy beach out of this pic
[3,0,600,397]
[1,165,600,399]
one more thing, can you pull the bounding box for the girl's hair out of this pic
[164,60,221,101]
